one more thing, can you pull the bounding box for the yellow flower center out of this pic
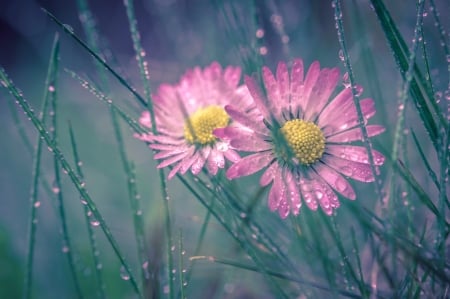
[184,105,229,145]
[279,119,325,165]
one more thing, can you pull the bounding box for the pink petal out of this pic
[226,152,273,179]
[327,125,386,143]
[322,155,377,182]
[302,61,321,110]
[268,168,283,211]
[214,126,270,152]
[275,169,290,219]
[304,174,338,215]
[168,161,185,180]
[318,88,353,124]
[244,75,270,119]
[286,171,302,215]
[276,62,290,113]
[321,99,375,135]
[178,151,200,175]
[139,111,152,128]
[223,148,241,163]
[206,149,225,175]
[260,161,279,186]
[327,145,385,165]
[290,59,305,114]
[151,135,184,145]
[223,66,242,88]
[262,66,282,121]
[224,105,267,134]
[312,163,356,200]
[298,178,319,211]
[157,151,190,168]
[191,147,210,175]
[231,85,255,108]
[304,68,340,121]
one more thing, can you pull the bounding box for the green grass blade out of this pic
[332,0,383,200]
[410,130,440,190]
[48,34,84,299]
[177,230,187,299]
[68,123,106,299]
[23,33,60,299]
[41,8,148,109]
[369,0,447,148]
[122,1,175,297]
[0,68,143,298]
[65,69,146,135]
[76,1,150,291]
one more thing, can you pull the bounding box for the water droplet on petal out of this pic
[335,178,348,192]
[315,191,323,200]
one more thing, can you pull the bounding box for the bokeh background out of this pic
[1,0,448,298]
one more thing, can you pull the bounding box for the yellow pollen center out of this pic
[184,105,229,145]
[279,119,325,165]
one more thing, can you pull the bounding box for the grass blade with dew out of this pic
[0,69,143,298]
[65,69,146,135]
[332,0,384,201]
[23,33,60,299]
[349,0,388,120]
[127,162,150,290]
[47,33,84,299]
[177,230,187,299]
[123,1,176,297]
[41,8,148,109]
[410,130,440,191]
[68,123,106,299]
[369,0,447,149]
[76,0,150,292]
[385,0,425,284]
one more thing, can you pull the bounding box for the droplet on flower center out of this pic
[279,119,325,165]
[184,105,229,145]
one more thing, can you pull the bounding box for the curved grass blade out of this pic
[0,69,143,298]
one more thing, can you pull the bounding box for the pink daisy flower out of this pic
[214,59,385,218]
[137,62,251,179]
